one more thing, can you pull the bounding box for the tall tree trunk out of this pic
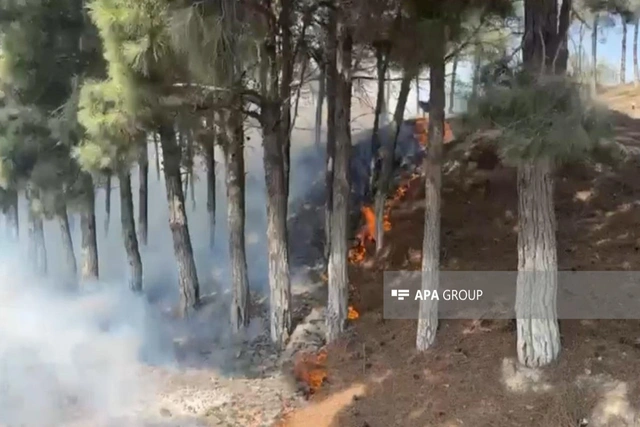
[262,102,292,347]
[204,122,216,250]
[634,18,639,85]
[368,44,390,199]
[57,205,77,281]
[224,107,250,332]
[118,170,143,292]
[158,124,200,316]
[415,74,420,113]
[280,0,293,206]
[374,70,412,252]
[515,160,561,367]
[5,189,18,241]
[416,31,445,352]
[80,175,99,282]
[27,189,47,275]
[326,16,352,343]
[138,141,149,246]
[592,13,599,94]
[449,55,459,113]
[516,0,566,368]
[154,133,161,181]
[104,175,111,234]
[315,62,326,151]
[621,19,627,84]
[324,10,338,263]
[471,46,482,102]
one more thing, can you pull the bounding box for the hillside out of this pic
[279,86,640,427]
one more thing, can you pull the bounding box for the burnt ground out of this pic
[278,86,640,427]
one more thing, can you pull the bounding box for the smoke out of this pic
[0,246,177,426]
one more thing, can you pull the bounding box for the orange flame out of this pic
[414,117,454,147]
[294,348,328,393]
[348,305,359,320]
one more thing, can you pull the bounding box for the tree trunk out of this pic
[315,62,326,151]
[449,55,458,113]
[104,175,111,234]
[158,124,200,316]
[80,175,99,282]
[118,170,143,292]
[204,122,216,250]
[154,132,161,181]
[416,32,445,352]
[515,160,561,367]
[27,190,47,275]
[592,13,599,94]
[415,74,420,113]
[280,0,293,206]
[374,70,412,252]
[324,9,338,263]
[621,20,627,84]
[326,17,352,343]
[516,0,565,367]
[224,108,250,332]
[262,102,292,347]
[634,18,639,85]
[5,189,18,241]
[138,141,149,246]
[471,47,482,102]
[57,205,78,281]
[368,45,389,199]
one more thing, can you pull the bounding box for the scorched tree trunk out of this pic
[326,15,352,343]
[58,205,78,281]
[159,124,200,316]
[118,170,143,292]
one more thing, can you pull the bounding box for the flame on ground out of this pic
[414,117,455,147]
[293,348,328,394]
[347,305,359,320]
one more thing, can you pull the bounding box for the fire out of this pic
[348,305,359,319]
[414,117,454,147]
[293,348,328,394]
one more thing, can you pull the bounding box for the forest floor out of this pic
[277,84,640,427]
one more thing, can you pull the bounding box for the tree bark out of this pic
[324,8,338,263]
[138,141,149,246]
[634,18,639,85]
[262,102,292,347]
[471,46,482,102]
[280,0,293,205]
[224,107,250,332]
[515,160,560,367]
[158,124,200,317]
[57,205,78,281]
[416,31,445,352]
[592,13,599,94]
[449,55,458,113]
[5,189,18,241]
[80,175,99,282]
[104,175,111,234]
[315,62,326,151]
[368,44,389,199]
[326,15,352,343]
[153,132,161,181]
[516,0,565,367]
[621,19,627,84]
[374,70,412,252]
[118,170,143,292]
[27,189,47,276]
[204,121,216,250]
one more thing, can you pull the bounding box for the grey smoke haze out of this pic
[0,82,428,425]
